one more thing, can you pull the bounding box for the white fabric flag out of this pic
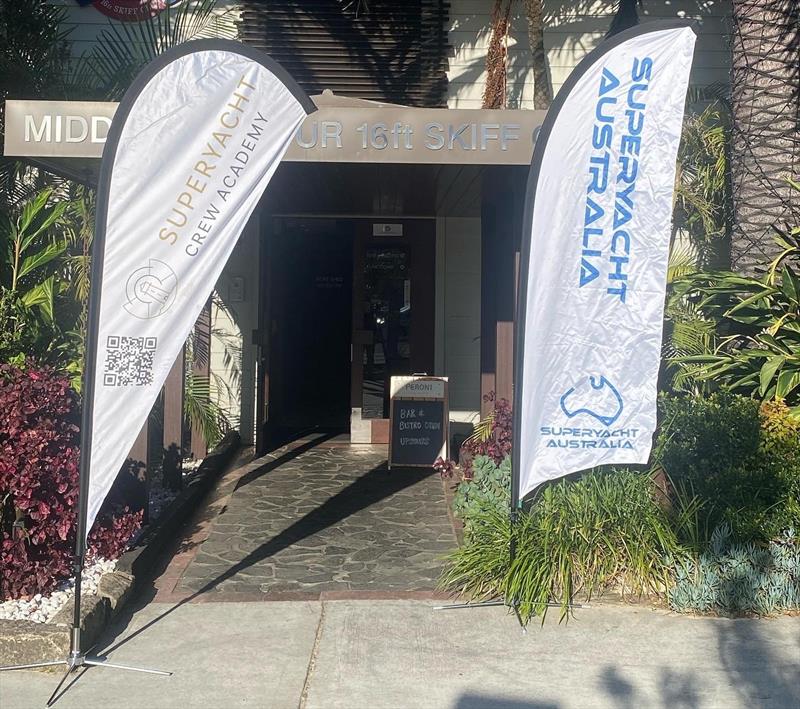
[516,23,696,500]
[83,41,314,538]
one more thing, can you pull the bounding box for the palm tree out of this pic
[523,0,552,109]
[728,0,800,274]
[75,0,237,99]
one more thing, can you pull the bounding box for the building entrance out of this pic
[260,217,435,449]
[264,219,353,444]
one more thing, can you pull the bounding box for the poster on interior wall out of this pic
[81,40,315,541]
[75,0,185,22]
[514,22,696,500]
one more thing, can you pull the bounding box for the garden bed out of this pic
[0,431,241,668]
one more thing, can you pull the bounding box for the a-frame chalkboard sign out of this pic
[388,376,449,469]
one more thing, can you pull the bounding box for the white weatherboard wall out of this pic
[435,217,482,426]
[447,0,732,109]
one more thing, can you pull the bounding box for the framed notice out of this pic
[388,376,449,469]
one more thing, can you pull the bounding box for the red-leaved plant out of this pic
[0,362,142,600]
[435,395,513,480]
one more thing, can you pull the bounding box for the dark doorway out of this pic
[266,219,353,443]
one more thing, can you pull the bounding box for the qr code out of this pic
[103,335,157,387]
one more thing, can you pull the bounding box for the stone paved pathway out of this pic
[175,436,457,595]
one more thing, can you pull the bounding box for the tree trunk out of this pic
[606,0,640,38]
[524,0,552,109]
[483,0,512,108]
[729,0,800,274]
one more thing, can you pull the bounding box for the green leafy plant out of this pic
[672,102,731,264]
[442,467,682,624]
[0,187,81,365]
[655,393,800,541]
[661,104,732,393]
[671,180,800,405]
[453,455,511,529]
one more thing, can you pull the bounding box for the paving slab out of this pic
[2,600,798,709]
[0,601,321,709]
[304,601,800,709]
[176,441,457,596]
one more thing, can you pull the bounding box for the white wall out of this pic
[447,0,733,109]
[435,217,482,424]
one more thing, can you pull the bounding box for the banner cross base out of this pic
[433,599,587,634]
[0,648,171,707]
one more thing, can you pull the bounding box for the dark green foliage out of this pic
[671,186,800,406]
[655,393,800,541]
[443,466,680,623]
[0,187,86,376]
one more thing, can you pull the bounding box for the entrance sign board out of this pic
[80,40,314,541]
[4,101,117,159]
[388,376,448,468]
[4,100,546,166]
[513,23,696,502]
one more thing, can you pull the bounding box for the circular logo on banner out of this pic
[124,259,178,320]
[89,0,184,22]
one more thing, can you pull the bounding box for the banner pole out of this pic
[0,114,172,709]
[3,38,317,704]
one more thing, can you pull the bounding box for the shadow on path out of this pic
[92,440,434,660]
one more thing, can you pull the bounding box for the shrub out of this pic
[0,361,142,600]
[669,524,800,614]
[453,455,510,530]
[655,393,800,541]
[441,467,681,623]
[670,197,800,410]
[435,397,512,480]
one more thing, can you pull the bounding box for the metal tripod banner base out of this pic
[433,598,529,633]
[433,600,586,611]
[0,613,171,707]
[0,653,171,708]
[433,598,587,635]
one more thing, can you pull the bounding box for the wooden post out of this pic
[129,418,149,524]
[496,321,514,406]
[162,349,185,490]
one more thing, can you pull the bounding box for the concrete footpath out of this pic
[1,600,798,709]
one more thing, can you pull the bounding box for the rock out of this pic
[0,619,69,669]
[97,571,135,611]
[49,595,110,652]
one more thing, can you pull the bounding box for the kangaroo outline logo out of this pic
[559,375,624,427]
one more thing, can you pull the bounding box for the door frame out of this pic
[350,218,436,443]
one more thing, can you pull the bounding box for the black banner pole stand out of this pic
[0,52,173,706]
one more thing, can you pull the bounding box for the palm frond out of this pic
[75,0,238,99]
